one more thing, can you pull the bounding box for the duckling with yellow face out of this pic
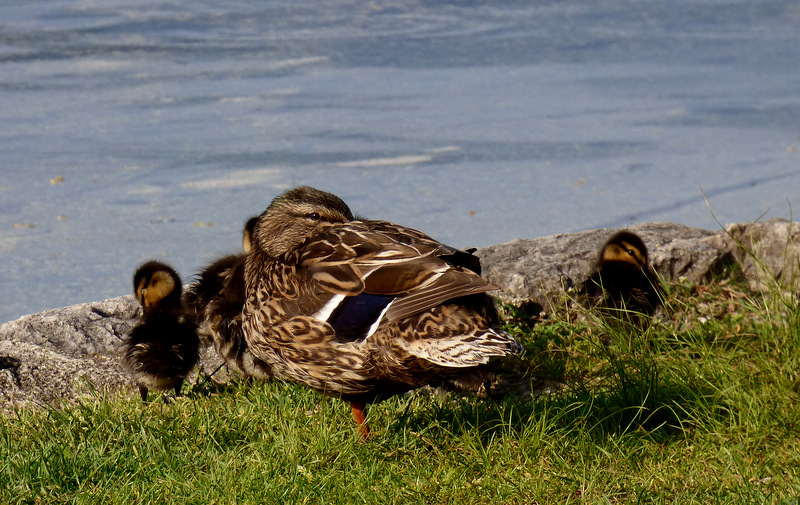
[123,261,200,402]
[584,230,663,319]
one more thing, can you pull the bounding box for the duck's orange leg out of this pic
[350,401,370,439]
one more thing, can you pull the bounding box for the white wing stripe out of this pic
[313,294,346,323]
[365,300,393,339]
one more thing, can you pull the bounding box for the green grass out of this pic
[2,273,800,503]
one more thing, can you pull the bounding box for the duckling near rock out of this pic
[583,230,663,318]
[242,186,522,437]
[184,217,274,381]
[123,261,200,402]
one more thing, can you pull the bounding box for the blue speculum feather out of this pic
[328,293,395,341]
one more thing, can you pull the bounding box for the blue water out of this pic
[1,0,799,323]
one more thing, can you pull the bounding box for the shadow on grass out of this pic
[386,313,724,446]
[388,369,718,446]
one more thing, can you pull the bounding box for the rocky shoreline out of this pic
[1,218,797,413]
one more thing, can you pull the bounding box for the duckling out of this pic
[123,261,200,402]
[242,186,522,437]
[242,215,257,254]
[184,217,273,380]
[583,230,663,319]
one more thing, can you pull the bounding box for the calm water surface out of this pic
[1,0,799,322]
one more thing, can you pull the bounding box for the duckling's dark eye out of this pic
[308,212,321,221]
[626,249,636,256]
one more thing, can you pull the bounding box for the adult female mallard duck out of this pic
[583,230,663,319]
[184,217,274,381]
[123,261,200,402]
[242,186,522,437]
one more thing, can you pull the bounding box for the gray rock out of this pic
[0,298,139,413]
[703,218,800,292]
[1,220,797,412]
[0,339,129,414]
[0,296,140,358]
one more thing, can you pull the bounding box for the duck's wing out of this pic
[297,220,497,328]
[364,221,483,274]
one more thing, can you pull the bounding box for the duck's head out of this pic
[133,261,183,313]
[598,231,649,268]
[251,186,354,257]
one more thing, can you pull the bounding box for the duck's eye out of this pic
[308,212,321,221]
[626,249,636,256]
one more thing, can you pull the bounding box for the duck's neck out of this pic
[244,249,270,295]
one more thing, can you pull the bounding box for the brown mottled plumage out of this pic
[184,217,273,381]
[243,186,522,437]
[584,230,663,319]
[123,261,200,402]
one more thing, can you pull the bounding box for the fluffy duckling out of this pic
[184,217,274,380]
[584,230,663,318]
[123,261,200,402]
[242,186,522,437]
